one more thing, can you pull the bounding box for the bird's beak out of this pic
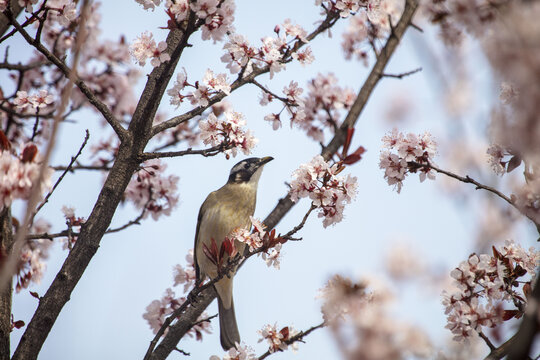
[259,156,274,165]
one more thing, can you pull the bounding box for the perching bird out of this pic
[194,156,273,350]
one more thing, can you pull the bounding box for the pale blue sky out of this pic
[5,1,537,359]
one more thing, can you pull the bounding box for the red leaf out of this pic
[343,146,366,165]
[0,130,11,152]
[29,291,39,299]
[21,144,38,163]
[279,326,290,340]
[202,238,219,266]
[221,238,237,257]
[502,310,520,321]
[492,246,502,260]
[506,155,522,173]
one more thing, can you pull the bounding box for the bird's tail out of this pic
[218,295,240,350]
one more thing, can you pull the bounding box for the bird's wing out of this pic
[193,191,218,282]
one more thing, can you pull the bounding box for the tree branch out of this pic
[149,10,339,137]
[11,9,200,360]
[144,3,419,359]
[4,10,128,141]
[33,130,89,217]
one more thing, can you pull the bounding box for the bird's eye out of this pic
[244,163,249,169]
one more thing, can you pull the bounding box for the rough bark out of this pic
[0,208,14,360]
[12,23,195,360]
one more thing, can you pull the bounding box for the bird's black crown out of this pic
[227,157,273,183]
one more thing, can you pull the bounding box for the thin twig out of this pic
[4,12,127,141]
[280,204,316,240]
[139,144,229,161]
[105,208,147,234]
[380,67,422,79]
[479,331,496,351]
[33,130,89,216]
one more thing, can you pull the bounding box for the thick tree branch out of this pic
[0,208,14,360]
[0,0,22,38]
[11,10,200,360]
[265,0,420,230]
[144,3,419,359]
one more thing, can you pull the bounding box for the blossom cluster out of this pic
[220,18,313,80]
[231,216,283,269]
[258,323,300,353]
[15,219,52,293]
[0,143,53,210]
[442,240,539,342]
[340,0,403,63]
[198,110,257,158]
[166,68,231,109]
[143,250,212,339]
[124,159,179,220]
[129,31,170,67]
[135,0,236,43]
[260,73,355,142]
[319,274,433,359]
[210,343,257,360]
[289,155,358,227]
[13,90,55,113]
[59,205,86,250]
[379,129,437,193]
[142,287,212,339]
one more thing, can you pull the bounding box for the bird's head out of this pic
[227,156,273,185]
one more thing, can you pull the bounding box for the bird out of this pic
[194,156,273,350]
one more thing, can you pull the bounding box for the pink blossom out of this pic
[264,113,281,131]
[198,111,258,157]
[134,0,161,10]
[210,342,256,360]
[289,155,357,227]
[262,243,282,269]
[130,32,170,68]
[258,323,300,353]
[203,69,231,95]
[166,69,189,107]
[166,0,189,21]
[281,18,308,43]
[486,144,506,175]
[173,249,196,293]
[124,159,179,220]
[336,0,361,17]
[379,129,437,192]
[291,46,315,66]
[13,91,31,110]
[29,89,55,109]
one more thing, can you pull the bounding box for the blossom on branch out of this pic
[258,323,300,353]
[210,342,257,360]
[442,240,539,342]
[130,31,170,67]
[124,159,179,220]
[199,111,258,158]
[289,155,358,227]
[0,143,53,210]
[379,129,437,193]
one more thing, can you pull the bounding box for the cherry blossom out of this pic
[379,129,437,193]
[134,0,161,11]
[202,69,231,95]
[210,342,257,360]
[14,90,54,112]
[442,241,539,342]
[486,144,506,175]
[258,323,300,353]
[166,0,189,21]
[289,155,358,227]
[173,249,196,293]
[198,111,258,158]
[130,31,170,67]
[0,144,53,210]
[15,219,52,292]
[47,0,78,27]
[124,159,179,220]
[142,288,212,339]
[319,274,434,359]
